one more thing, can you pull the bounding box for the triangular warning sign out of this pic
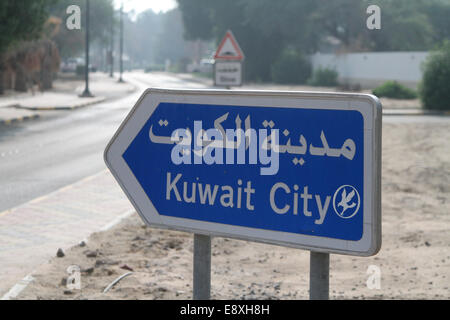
[214,30,245,61]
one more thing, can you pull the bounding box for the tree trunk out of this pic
[0,60,4,95]
[0,71,4,95]
[41,55,53,90]
[14,65,28,92]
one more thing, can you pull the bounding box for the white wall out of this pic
[310,51,429,89]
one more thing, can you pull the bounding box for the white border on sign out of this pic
[104,88,382,256]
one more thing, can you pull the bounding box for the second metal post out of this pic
[309,251,330,300]
[193,234,211,300]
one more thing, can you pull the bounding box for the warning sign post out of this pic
[214,30,244,87]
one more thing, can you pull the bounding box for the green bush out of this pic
[420,41,450,110]
[372,81,417,99]
[307,68,339,87]
[271,49,311,84]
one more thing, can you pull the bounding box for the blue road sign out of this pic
[105,89,382,256]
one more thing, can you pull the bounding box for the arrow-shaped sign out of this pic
[104,88,382,256]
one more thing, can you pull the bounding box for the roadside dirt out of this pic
[16,119,450,300]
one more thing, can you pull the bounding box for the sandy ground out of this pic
[15,115,450,300]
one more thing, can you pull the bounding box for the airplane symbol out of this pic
[333,185,360,219]
[337,188,356,215]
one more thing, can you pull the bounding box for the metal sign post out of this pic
[193,234,211,300]
[309,251,330,300]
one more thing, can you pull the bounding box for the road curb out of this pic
[170,75,450,116]
[16,96,106,111]
[0,113,40,125]
[0,275,35,301]
[172,73,213,86]
[0,97,107,125]
[382,109,450,116]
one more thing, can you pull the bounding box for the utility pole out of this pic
[118,3,125,83]
[80,0,93,97]
[109,11,114,78]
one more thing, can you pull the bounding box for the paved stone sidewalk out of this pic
[0,170,134,297]
[0,92,104,125]
[17,93,106,111]
[0,73,136,125]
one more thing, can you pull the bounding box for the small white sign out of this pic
[214,61,242,87]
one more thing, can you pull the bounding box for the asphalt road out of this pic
[0,72,208,213]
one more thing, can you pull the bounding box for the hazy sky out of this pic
[114,0,177,14]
